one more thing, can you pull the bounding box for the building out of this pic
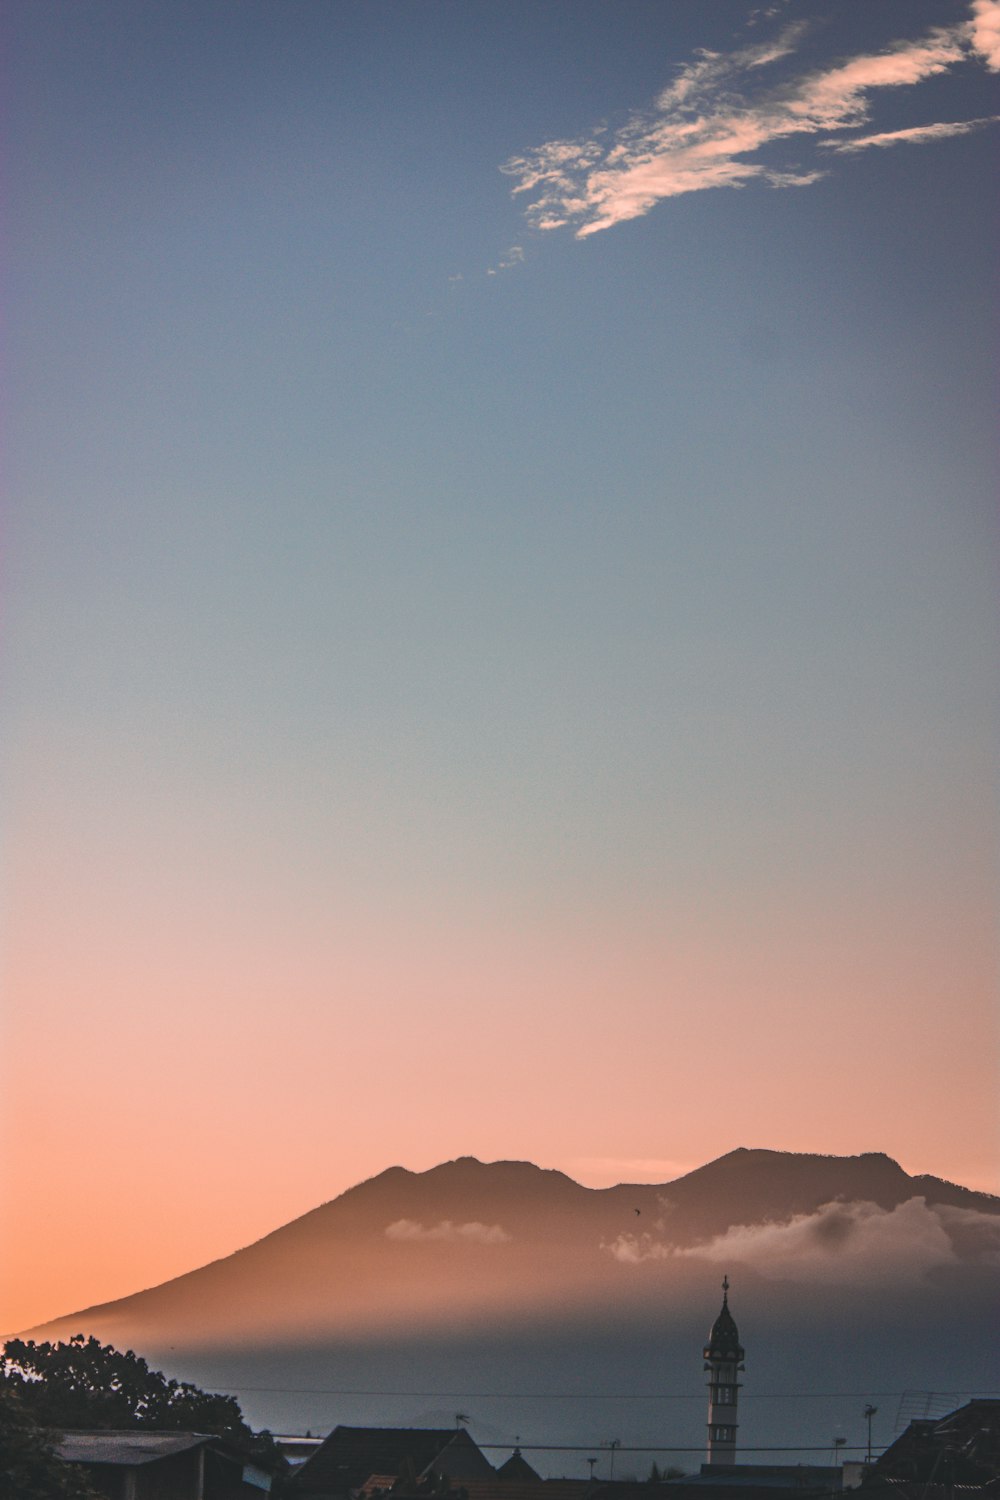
[286,1424,497,1499]
[857,1399,1000,1497]
[496,1450,543,1483]
[704,1277,745,1466]
[54,1429,275,1497]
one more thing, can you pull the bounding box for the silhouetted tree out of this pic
[0,1381,100,1499]
[647,1462,687,1481]
[2,1334,281,1473]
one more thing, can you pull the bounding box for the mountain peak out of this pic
[23,1146,998,1352]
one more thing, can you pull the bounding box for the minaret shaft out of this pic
[703,1276,745,1467]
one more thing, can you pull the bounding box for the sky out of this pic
[2,0,998,1338]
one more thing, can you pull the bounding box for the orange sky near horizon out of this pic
[4,872,997,1335]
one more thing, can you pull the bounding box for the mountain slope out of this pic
[25,1148,999,1350]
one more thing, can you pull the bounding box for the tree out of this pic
[2,1334,281,1472]
[648,1462,687,1482]
[0,1381,100,1500]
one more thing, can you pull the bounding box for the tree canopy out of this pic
[2,1334,279,1470]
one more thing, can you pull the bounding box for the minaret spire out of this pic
[703,1277,745,1467]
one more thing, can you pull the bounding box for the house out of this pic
[869,1400,1000,1485]
[848,1399,1000,1500]
[286,1425,497,1498]
[496,1451,543,1483]
[54,1429,276,1498]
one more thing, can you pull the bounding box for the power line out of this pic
[435,1445,871,1455]
[226,1387,997,1401]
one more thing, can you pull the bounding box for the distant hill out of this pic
[22,1149,1000,1461]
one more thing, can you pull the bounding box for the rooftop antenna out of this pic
[864,1406,878,1465]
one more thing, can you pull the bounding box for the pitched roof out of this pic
[54,1430,212,1467]
[874,1401,1000,1483]
[289,1425,496,1496]
[497,1451,543,1483]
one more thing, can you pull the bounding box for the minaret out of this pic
[703,1275,745,1466]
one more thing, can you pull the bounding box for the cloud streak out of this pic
[385,1219,512,1244]
[822,115,1000,152]
[501,2,1000,237]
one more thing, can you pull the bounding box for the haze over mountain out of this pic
[24,1150,1000,1464]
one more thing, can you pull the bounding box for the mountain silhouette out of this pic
[24,1148,998,1352]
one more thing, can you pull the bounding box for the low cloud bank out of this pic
[385,1220,512,1244]
[603,1197,1000,1284]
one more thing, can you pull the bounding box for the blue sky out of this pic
[2,0,998,1330]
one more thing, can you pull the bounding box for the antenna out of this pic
[864,1405,878,1465]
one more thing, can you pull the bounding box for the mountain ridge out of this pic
[22,1147,998,1344]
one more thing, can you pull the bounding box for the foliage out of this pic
[2,1334,282,1472]
[647,1462,687,1481]
[0,1381,101,1500]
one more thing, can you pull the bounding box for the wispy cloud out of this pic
[822,115,1000,152]
[486,244,525,276]
[385,1219,512,1244]
[602,1197,1000,1285]
[501,2,999,238]
[604,1231,673,1264]
[971,0,1000,68]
